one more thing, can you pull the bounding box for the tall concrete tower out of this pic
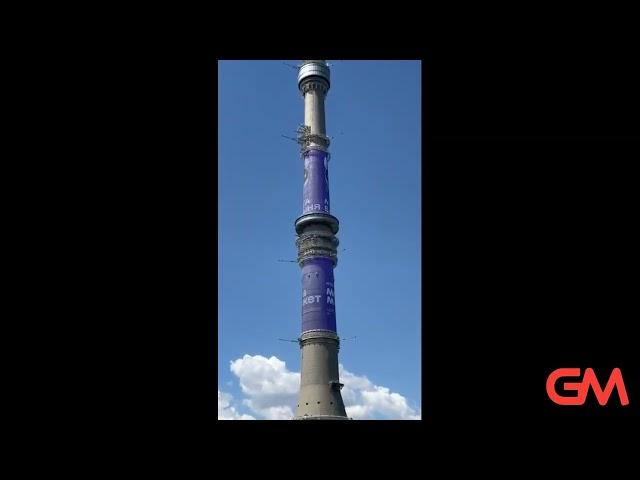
[293,60,349,420]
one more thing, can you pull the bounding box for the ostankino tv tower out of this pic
[292,61,349,420]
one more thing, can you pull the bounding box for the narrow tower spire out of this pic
[293,60,349,420]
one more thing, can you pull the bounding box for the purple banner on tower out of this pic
[301,256,336,332]
[302,149,330,215]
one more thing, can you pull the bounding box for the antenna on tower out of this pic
[278,338,299,343]
[282,62,298,70]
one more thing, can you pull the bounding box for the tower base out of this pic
[294,330,349,419]
[293,415,351,420]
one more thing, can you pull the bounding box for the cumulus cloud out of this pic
[230,354,299,420]
[226,354,420,420]
[340,365,421,420]
[218,389,255,420]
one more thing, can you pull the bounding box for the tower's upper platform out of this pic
[298,60,330,92]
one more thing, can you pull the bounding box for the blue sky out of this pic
[218,60,421,419]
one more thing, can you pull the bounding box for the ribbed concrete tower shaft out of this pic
[304,89,326,135]
[293,60,349,420]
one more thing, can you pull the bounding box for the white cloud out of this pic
[339,365,421,420]
[227,354,420,420]
[230,354,299,420]
[218,389,255,420]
